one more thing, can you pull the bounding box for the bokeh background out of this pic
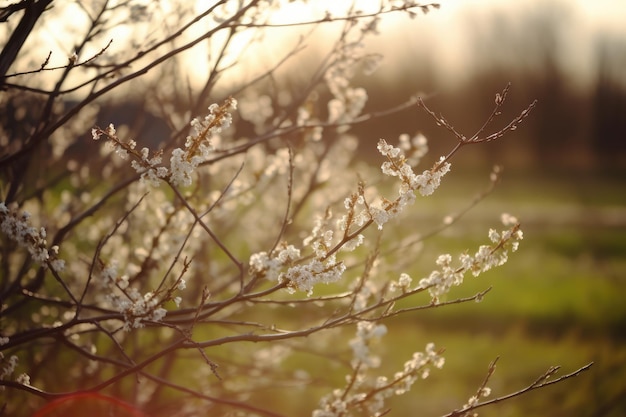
[342,1,626,415]
[4,0,625,415]
[202,4,626,413]
[199,1,626,414]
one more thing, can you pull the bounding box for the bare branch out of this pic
[442,362,594,417]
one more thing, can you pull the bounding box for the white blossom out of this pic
[0,354,18,380]
[281,255,346,296]
[16,373,30,385]
[419,218,523,303]
[414,158,451,196]
[349,321,387,368]
[0,202,64,271]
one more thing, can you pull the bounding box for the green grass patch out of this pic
[368,170,626,415]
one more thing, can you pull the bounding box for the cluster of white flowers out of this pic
[313,339,444,417]
[334,191,369,238]
[114,289,168,332]
[170,98,237,186]
[352,279,379,313]
[0,202,64,271]
[463,386,492,411]
[15,373,30,385]
[281,256,346,296]
[389,342,446,396]
[327,87,368,125]
[349,321,387,368]
[250,245,346,296]
[96,260,185,331]
[131,147,168,187]
[305,210,366,257]
[378,139,451,197]
[92,98,237,188]
[312,321,386,417]
[248,134,443,295]
[325,40,369,125]
[389,272,413,293]
[414,161,451,196]
[248,244,301,281]
[398,132,429,166]
[368,139,451,230]
[91,123,168,187]
[302,215,336,257]
[416,214,523,303]
[0,353,18,381]
[250,200,369,296]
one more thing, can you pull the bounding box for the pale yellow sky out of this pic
[367,0,626,88]
[252,0,626,89]
[5,0,625,91]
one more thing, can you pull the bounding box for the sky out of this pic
[361,0,626,88]
[4,0,626,91]
[436,0,625,72]
[226,0,626,89]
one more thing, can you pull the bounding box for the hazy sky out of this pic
[255,0,626,88]
[6,0,625,91]
[366,0,626,88]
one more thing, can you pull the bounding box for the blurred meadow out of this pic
[348,1,626,414]
[4,0,626,415]
[246,0,626,414]
[387,172,626,416]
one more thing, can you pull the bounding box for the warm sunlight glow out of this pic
[8,0,625,92]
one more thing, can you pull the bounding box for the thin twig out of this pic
[442,362,594,417]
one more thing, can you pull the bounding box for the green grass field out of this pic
[247,169,626,416]
[377,170,626,416]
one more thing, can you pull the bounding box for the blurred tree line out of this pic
[101,1,626,172]
[349,1,626,172]
[5,1,624,173]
